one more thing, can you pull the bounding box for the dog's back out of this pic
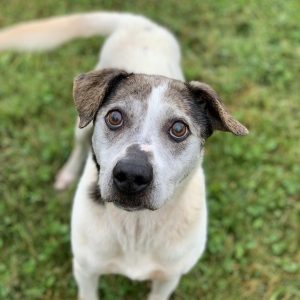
[0,12,183,79]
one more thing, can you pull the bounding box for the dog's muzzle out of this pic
[113,158,153,195]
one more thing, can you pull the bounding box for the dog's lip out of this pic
[112,201,158,212]
[115,203,144,212]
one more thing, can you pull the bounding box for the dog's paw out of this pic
[54,168,76,191]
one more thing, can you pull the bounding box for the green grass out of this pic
[0,0,299,299]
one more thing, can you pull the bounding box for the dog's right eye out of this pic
[105,110,123,130]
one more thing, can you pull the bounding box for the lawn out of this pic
[0,0,299,299]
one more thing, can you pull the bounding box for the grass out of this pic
[0,0,299,299]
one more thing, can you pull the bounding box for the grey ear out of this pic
[189,81,249,136]
[73,68,129,128]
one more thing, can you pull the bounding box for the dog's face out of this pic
[74,69,248,211]
[92,76,208,211]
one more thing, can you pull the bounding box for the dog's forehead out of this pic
[108,74,191,108]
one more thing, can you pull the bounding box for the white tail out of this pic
[0,12,152,52]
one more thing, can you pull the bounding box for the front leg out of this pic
[148,276,181,300]
[73,259,99,300]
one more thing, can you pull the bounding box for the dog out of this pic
[0,12,248,300]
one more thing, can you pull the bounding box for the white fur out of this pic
[0,12,207,300]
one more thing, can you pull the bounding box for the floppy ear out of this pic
[73,68,129,128]
[189,81,249,136]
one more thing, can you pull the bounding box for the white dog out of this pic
[0,12,248,300]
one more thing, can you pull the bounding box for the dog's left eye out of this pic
[105,110,123,129]
[169,121,189,141]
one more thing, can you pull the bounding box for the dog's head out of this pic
[73,69,248,211]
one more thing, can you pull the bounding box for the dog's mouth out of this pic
[104,192,157,212]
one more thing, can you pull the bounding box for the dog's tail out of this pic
[0,12,153,52]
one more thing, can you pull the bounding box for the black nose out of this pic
[113,159,153,194]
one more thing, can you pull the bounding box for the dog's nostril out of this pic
[115,171,126,182]
[135,175,148,185]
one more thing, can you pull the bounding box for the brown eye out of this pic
[169,121,189,141]
[105,110,123,129]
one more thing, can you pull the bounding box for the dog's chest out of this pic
[102,251,170,281]
[84,207,196,280]
[99,215,176,280]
